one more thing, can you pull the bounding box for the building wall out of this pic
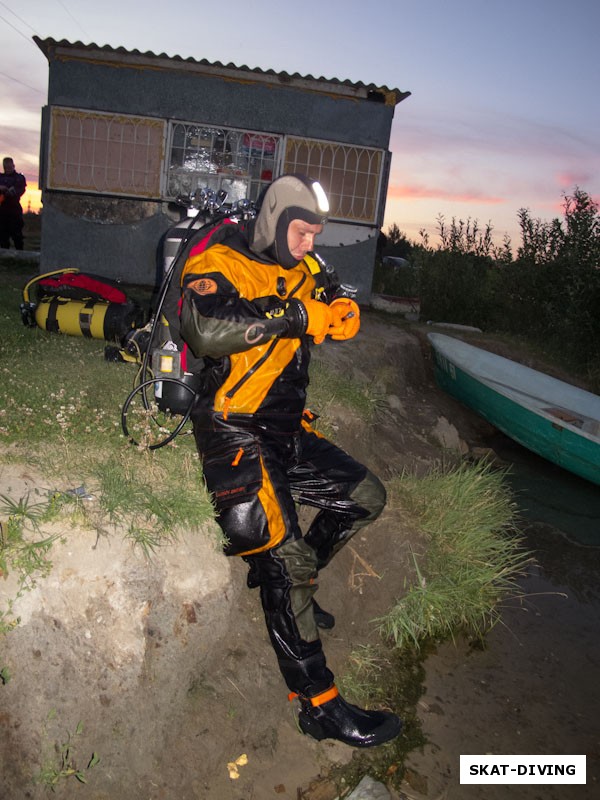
[39,48,398,299]
[45,55,395,147]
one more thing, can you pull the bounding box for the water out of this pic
[493,433,600,547]
[410,434,600,799]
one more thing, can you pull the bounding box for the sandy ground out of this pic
[2,313,598,798]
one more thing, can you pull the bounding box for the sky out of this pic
[1,0,598,249]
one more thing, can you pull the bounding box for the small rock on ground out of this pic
[345,774,391,800]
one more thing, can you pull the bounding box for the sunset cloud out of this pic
[556,171,594,189]
[387,183,505,205]
[390,108,598,165]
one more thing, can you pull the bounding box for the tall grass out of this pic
[377,460,528,649]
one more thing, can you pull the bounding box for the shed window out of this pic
[284,137,385,225]
[48,107,165,197]
[46,107,386,226]
[166,122,281,204]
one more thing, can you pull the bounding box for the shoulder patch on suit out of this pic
[188,278,218,295]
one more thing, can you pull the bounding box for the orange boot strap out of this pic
[288,685,339,707]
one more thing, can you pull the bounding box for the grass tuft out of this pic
[377,459,529,649]
[0,491,65,633]
[307,360,388,424]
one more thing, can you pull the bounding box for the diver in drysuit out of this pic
[179,174,402,747]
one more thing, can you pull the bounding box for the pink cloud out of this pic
[387,183,505,205]
[556,171,592,189]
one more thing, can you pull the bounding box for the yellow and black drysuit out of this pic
[178,173,401,747]
[179,228,385,702]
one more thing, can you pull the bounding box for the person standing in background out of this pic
[0,157,27,250]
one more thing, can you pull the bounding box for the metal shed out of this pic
[35,37,410,299]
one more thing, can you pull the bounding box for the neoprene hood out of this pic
[250,174,329,268]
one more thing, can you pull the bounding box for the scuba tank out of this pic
[32,295,140,340]
[21,268,144,341]
[118,187,352,450]
[120,189,257,448]
[161,189,229,279]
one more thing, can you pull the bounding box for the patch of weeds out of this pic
[0,492,63,634]
[338,644,387,700]
[308,361,388,424]
[0,492,49,531]
[90,453,216,553]
[34,718,100,791]
[92,460,146,525]
[124,522,166,558]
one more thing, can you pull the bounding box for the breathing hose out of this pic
[120,198,254,450]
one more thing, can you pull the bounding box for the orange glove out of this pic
[303,299,333,344]
[328,298,360,340]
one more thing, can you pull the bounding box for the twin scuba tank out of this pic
[147,205,223,416]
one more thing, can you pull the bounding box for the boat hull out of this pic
[428,334,600,486]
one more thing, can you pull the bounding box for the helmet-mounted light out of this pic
[311,180,329,215]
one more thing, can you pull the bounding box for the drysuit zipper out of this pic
[222,272,308,419]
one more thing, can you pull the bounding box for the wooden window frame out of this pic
[47,106,166,198]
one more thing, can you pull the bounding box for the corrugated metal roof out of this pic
[34,37,411,107]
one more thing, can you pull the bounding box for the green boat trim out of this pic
[428,333,600,486]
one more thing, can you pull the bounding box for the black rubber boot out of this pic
[297,689,402,748]
[312,599,335,630]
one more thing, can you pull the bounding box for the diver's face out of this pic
[287,219,323,261]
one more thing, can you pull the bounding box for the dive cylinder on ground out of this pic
[34,295,141,340]
[21,268,144,342]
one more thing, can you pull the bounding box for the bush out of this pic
[416,248,501,329]
[394,187,600,383]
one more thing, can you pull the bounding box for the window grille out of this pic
[167,122,281,204]
[46,107,386,227]
[48,107,165,197]
[284,137,384,225]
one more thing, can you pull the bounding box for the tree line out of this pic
[376,188,600,386]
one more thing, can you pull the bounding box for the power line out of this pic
[54,0,91,40]
[0,5,45,95]
[0,68,45,94]
[0,11,37,47]
[0,1,38,35]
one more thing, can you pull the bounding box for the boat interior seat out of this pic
[545,407,600,436]
[544,407,584,427]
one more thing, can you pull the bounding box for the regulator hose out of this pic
[120,209,231,449]
[120,377,197,450]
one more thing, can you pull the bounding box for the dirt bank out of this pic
[1,311,592,799]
